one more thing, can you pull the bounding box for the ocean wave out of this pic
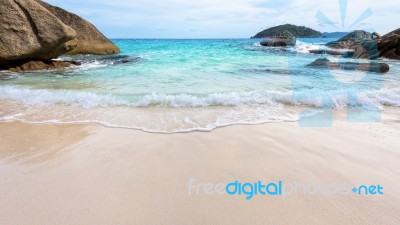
[292,41,331,54]
[1,86,399,133]
[245,40,345,55]
[1,86,400,109]
[57,55,143,71]
[134,91,288,107]
[0,86,128,108]
[0,71,19,80]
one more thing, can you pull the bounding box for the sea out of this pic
[1,38,399,133]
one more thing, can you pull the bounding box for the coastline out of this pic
[1,1,400,224]
[1,110,400,225]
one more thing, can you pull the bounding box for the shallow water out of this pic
[1,38,399,132]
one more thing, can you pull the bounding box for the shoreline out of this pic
[1,103,399,133]
[1,116,400,224]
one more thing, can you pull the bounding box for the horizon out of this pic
[40,0,400,38]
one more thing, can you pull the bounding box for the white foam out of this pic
[1,86,400,109]
[0,86,128,108]
[0,110,298,134]
[1,85,399,133]
[292,40,351,54]
[134,91,288,107]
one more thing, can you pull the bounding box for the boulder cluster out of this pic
[327,29,400,60]
[306,29,400,73]
[0,0,120,71]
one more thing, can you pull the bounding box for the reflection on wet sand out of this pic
[0,122,91,164]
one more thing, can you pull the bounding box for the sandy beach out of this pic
[1,109,400,225]
[2,0,400,224]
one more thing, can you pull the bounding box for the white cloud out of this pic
[43,0,400,38]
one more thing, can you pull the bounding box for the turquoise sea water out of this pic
[1,38,400,132]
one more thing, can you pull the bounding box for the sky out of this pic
[44,0,400,38]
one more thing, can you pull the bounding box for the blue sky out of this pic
[44,0,400,38]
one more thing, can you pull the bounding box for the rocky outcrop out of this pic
[351,40,380,59]
[378,29,400,59]
[326,30,372,49]
[34,0,120,55]
[0,0,77,66]
[0,0,119,72]
[325,29,400,60]
[347,29,400,60]
[307,58,389,73]
[6,60,81,72]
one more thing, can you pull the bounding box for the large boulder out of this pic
[0,0,77,66]
[260,31,296,47]
[260,38,296,47]
[378,31,400,60]
[307,58,389,73]
[34,0,120,55]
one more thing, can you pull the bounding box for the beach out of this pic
[1,108,400,225]
[2,1,400,224]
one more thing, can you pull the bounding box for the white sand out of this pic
[0,115,400,224]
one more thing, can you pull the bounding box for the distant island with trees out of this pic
[251,24,348,39]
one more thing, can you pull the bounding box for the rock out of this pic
[378,33,400,60]
[92,55,140,65]
[327,30,372,49]
[0,0,77,66]
[260,31,296,47]
[326,29,400,60]
[372,32,381,40]
[307,58,389,73]
[0,0,119,72]
[309,49,354,56]
[339,30,373,40]
[5,60,81,72]
[260,37,296,47]
[352,40,380,59]
[349,29,400,60]
[34,0,120,55]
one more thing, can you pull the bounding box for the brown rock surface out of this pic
[378,32,400,60]
[326,30,373,49]
[6,60,81,72]
[307,58,389,73]
[327,29,400,60]
[351,31,400,60]
[0,0,77,66]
